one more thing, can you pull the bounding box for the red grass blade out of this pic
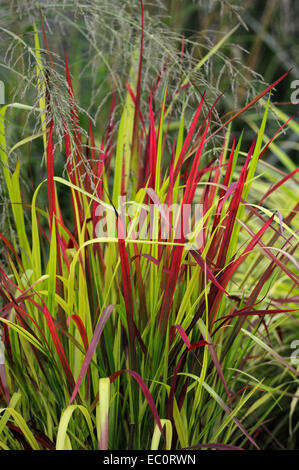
[117,217,136,368]
[190,250,228,295]
[110,369,163,434]
[0,364,9,402]
[170,324,191,349]
[67,315,89,352]
[158,117,210,331]
[216,139,256,269]
[173,93,205,183]
[0,232,24,270]
[68,305,115,405]
[207,69,292,142]
[210,214,275,328]
[43,302,75,392]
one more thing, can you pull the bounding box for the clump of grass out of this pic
[0,3,298,451]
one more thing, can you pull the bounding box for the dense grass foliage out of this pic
[0,2,298,451]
